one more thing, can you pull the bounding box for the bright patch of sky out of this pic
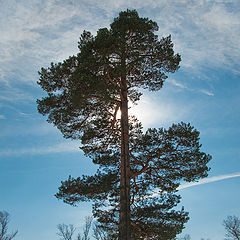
[0,1,240,240]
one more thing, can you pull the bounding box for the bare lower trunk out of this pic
[119,75,131,240]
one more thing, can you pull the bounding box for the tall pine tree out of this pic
[37,10,211,240]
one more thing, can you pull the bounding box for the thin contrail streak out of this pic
[178,172,240,190]
[138,173,240,199]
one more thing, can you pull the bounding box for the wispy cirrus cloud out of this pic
[168,79,215,96]
[0,142,80,156]
[168,79,188,90]
[199,89,214,96]
[0,0,97,84]
[1,0,239,85]
[0,86,35,102]
[152,0,240,72]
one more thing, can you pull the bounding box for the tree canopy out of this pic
[37,9,211,240]
[37,9,180,142]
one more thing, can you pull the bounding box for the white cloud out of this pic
[152,1,240,72]
[0,121,59,137]
[0,142,81,156]
[0,114,5,119]
[199,89,214,96]
[0,0,104,84]
[178,172,240,190]
[0,86,35,102]
[1,0,239,84]
[168,79,214,96]
[168,79,187,89]
[0,0,238,107]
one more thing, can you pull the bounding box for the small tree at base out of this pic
[223,216,240,240]
[57,223,75,240]
[0,211,18,240]
[37,9,211,239]
[57,217,93,240]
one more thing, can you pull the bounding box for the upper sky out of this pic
[0,1,240,239]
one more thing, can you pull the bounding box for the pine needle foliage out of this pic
[37,9,211,240]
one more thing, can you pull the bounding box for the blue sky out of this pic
[0,0,240,239]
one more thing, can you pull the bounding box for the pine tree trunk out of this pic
[119,73,131,240]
